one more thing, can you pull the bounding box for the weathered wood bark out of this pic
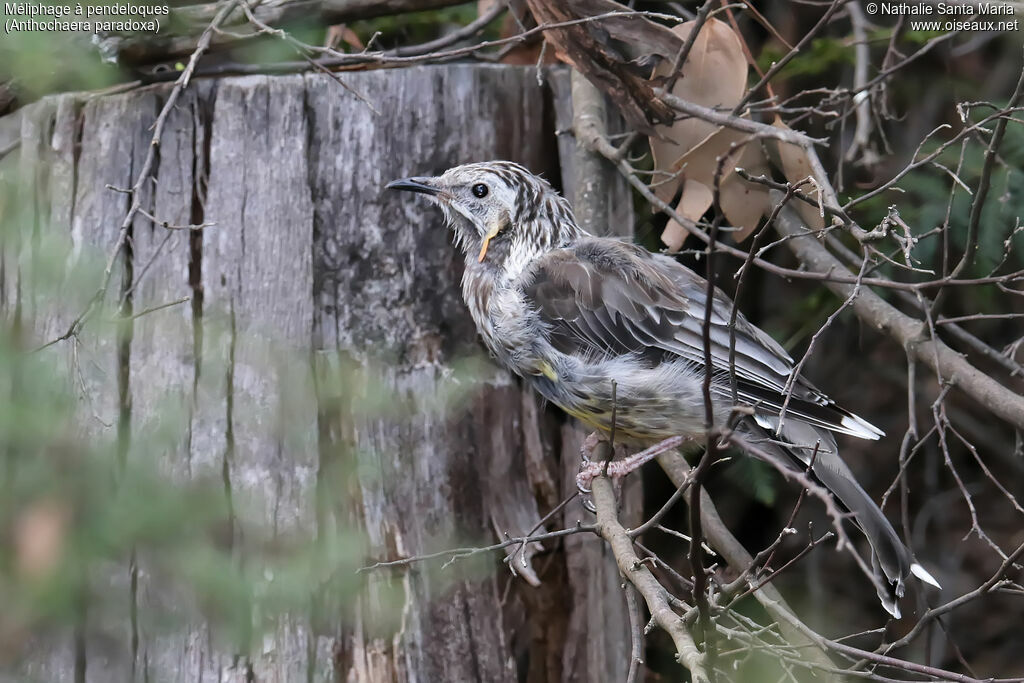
[549,68,642,683]
[1,65,639,682]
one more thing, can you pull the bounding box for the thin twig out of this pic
[356,524,596,573]
[772,195,1024,432]
[33,0,240,353]
[623,581,644,683]
[591,475,709,683]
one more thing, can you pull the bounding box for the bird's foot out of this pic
[576,433,626,508]
[576,433,692,500]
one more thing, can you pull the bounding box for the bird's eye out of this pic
[471,183,489,198]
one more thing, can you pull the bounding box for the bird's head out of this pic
[387,161,583,276]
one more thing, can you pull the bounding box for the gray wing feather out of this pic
[523,238,882,440]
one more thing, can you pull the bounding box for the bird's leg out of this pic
[577,431,628,495]
[576,433,691,495]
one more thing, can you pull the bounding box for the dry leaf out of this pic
[649,17,749,203]
[662,180,714,251]
[15,499,69,580]
[772,117,826,230]
[648,17,752,248]
[324,24,364,51]
[646,17,824,243]
[720,138,772,241]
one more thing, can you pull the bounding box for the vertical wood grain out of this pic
[1,65,637,683]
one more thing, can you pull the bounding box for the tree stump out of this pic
[1,65,637,683]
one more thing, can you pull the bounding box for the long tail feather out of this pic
[737,419,916,615]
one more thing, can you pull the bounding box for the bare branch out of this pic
[591,473,709,683]
[655,451,839,675]
[772,195,1024,432]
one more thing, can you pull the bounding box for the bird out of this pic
[386,160,939,618]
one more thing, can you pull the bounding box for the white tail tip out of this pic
[911,563,941,589]
[840,414,884,440]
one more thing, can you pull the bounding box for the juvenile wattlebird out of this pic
[386,160,939,618]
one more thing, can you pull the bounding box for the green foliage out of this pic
[849,100,1024,282]
[757,36,855,80]
[350,5,492,49]
[0,5,121,102]
[727,454,778,506]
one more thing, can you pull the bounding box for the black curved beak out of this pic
[385,177,440,196]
